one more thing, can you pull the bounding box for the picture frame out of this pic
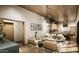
[30,23,42,31]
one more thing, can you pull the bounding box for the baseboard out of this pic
[15,41,23,43]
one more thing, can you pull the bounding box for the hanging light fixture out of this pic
[46,5,53,24]
[63,13,68,27]
[45,5,49,23]
[46,5,58,24]
[45,6,58,33]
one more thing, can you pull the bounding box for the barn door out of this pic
[3,22,14,41]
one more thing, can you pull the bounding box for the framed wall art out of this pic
[30,23,42,31]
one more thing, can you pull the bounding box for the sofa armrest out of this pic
[27,39,36,45]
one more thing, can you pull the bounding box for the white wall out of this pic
[14,22,24,42]
[0,6,49,43]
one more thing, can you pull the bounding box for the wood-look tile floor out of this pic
[19,44,53,53]
[18,41,78,53]
[59,42,78,53]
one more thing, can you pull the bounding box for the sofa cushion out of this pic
[43,41,59,52]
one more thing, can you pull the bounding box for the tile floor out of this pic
[18,41,78,53]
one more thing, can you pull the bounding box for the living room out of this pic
[0,5,79,53]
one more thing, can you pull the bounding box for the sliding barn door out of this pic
[3,22,14,41]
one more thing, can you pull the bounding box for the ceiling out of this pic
[19,5,78,22]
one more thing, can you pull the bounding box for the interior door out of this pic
[3,22,14,41]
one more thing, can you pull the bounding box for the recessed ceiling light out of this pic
[42,17,44,19]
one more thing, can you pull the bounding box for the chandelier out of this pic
[45,5,58,24]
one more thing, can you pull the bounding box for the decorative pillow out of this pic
[44,33,50,37]
[51,34,56,36]
[57,34,65,40]
[52,35,57,39]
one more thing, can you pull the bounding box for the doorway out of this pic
[3,20,25,43]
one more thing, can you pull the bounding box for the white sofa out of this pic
[43,41,60,52]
